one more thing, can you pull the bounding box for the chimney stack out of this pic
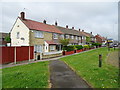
[20,12,25,20]
[55,21,57,26]
[43,20,46,24]
[66,25,68,28]
[79,29,81,31]
[72,27,74,29]
[90,32,92,34]
[82,30,84,32]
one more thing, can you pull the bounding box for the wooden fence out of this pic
[0,46,34,64]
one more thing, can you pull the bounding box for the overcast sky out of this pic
[1,1,119,40]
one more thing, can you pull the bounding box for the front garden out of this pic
[62,42,102,55]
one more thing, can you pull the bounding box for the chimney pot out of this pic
[79,29,81,31]
[82,30,84,32]
[20,12,25,20]
[43,20,46,24]
[72,27,74,29]
[66,25,68,28]
[55,21,57,26]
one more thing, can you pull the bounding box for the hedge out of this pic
[63,46,75,51]
[74,45,83,50]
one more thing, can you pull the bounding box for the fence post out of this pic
[29,46,30,62]
[14,47,16,64]
[99,54,102,67]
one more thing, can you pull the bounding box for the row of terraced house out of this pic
[10,12,107,59]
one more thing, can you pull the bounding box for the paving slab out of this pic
[49,60,92,88]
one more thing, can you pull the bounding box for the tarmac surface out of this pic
[49,60,92,88]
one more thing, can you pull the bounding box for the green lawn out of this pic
[61,47,119,88]
[2,61,49,88]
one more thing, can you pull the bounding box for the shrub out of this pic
[83,45,89,49]
[59,39,70,46]
[74,45,83,50]
[5,35,11,43]
[63,45,75,51]
[92,43,102,47]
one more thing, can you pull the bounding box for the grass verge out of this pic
[2,61,49,88]
[61,47,119,88]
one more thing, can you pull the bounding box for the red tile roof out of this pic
[19,17,63,34]
[46,40,57,45]
[95,34,106,40]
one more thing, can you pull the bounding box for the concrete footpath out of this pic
[49,60,92,88]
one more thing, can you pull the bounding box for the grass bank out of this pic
[2,61,49,88]
[61,47,119,88]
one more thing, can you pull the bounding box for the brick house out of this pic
[80,30,96,44]
[54,25,85,45]
[95,34,107,44]
[11,12,63,59]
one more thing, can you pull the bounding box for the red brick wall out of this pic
[95,36,102,43]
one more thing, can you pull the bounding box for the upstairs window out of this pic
[16,32,20,39]
[53,33,58,39]
[65,35,69,39]
[76,36,78,40]
[60,35,64,39]
[34,31,44,38]
[71,35,74,39]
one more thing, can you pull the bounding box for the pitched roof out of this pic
[54,26,84,36]
[95,34,106,40]
[81,31,94,37]
[19,17,63,34]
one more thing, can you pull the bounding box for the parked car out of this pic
[102,44,106,47]
[113,44,118,47]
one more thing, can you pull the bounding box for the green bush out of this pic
[63,45,75,51]
[74,45,83,50]
[83,45,90,49]
[92,43,102,47]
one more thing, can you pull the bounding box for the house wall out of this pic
[95,36,102,43]
[11,18,29,46]
[29,30,53,53]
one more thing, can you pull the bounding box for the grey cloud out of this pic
[1,2,118,40]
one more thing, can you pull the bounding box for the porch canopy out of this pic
[46,40,60,45]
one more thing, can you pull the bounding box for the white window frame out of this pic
[79,37,81,40]
[53,33,58,39]
[34,31,44,38]
[34,45,43,53]
[50,45,55,50]
[76,36,78,40]
[66,35,69,39]
[71,35,74,39]
[16,32,20,39]
[60,34,64,39]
